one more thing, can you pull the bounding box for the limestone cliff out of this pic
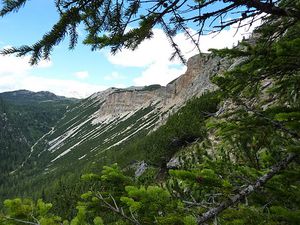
[91,53,234,125]
[27,52,236,169]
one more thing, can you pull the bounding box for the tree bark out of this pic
[197,152,297,224]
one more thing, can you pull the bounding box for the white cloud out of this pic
[104,71,124,81]
[74,71,89,79]
[0,54,105,98]
[0,18,262,97]
[0,56,30,75]
[0,54,51,76]
[195,18,261,52]
[107,18,261,86]
[133,63,186,86]
[17,76,106,98]
[105,29,189,86]
[36,59,53,68]
[107,29,174,67]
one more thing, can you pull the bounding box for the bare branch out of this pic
[236,100,300,140]
[197,152,297,224]
[95,192,141,225]
[0,0,299,64]
[232,0,300,19]
[0,215,40,225]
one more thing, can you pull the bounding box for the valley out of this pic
[0,53,233,201]
[0,20,299,223]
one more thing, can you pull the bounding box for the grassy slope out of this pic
[1,91,219,207]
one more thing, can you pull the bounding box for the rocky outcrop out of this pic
[90,53,234,126]
[99,90,161,115]
[134,161,148,177]
[26,52,237,171]
[167,54,233,102]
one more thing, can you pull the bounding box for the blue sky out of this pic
[0,0,260,98]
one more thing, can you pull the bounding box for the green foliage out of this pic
[121,91,221,167]
[1,198,63,225]
[205,12,300,224]
[1,0,299,65]
[93,217,104,225]
[136,167,159,185]
[1,154,299,224]
[0,91,77,203]
[209,18,300,170]
[140,84,162,92]
[182,215,197,225]
[70,206,88,225]
[270,206,300,224]
[221,206,267,225]
[1,4,300,224]
[75,165,193,224]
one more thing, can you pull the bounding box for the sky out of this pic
[0,0,260,98]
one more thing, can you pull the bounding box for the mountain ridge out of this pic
[1,89,62,96]
[90,53,233,124]
[0,52,237,202]
[0,90,79,198]
[17,53,236,177]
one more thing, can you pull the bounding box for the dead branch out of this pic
[95,192,141,225]
[197,152,297,224]
[0,215,40,225]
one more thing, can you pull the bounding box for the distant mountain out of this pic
[0,53,236,198]
[0,90,75,105]
[0,90,79,198]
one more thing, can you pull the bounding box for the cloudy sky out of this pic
[0,0,260,98]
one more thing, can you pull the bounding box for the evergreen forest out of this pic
[0,0,299,224]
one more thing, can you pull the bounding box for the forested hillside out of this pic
[0,50,231,205]
[0,90,78,200]
[1,15,299,223]
[0,0,299,224]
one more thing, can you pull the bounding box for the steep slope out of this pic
[25,53,235,175]
[0,90,78,190]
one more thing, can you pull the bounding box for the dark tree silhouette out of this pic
[0,0,299,64]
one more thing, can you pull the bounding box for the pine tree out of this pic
[0,0,299,64]
[0,1,299,224]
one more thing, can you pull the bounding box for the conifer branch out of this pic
[95,192,141,225]
[241,102,300,140]
[1,215,40,225]
[232,0,300,19]
[0,0,27,16]
[196,152,297,224]
[1,0,299,64]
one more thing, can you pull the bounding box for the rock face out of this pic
[96,90,161,117]
[92,53,233,125]
[134,161,148,177]
[26,53,235,171]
